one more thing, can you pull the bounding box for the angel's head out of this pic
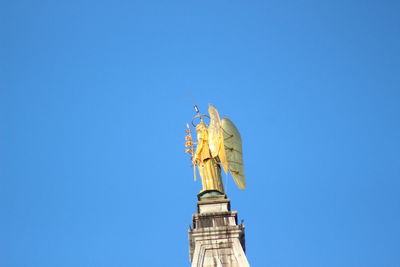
[195,121,207,133]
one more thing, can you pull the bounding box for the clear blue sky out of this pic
[1,1,400,266]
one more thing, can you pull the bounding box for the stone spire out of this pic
[189,193,250,267]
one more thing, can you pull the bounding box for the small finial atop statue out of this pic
[185,104,246,196]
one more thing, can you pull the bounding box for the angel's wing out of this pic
[221,118,246,189]
[208,105,228,173]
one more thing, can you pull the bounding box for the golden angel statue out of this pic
[185,105,246,196]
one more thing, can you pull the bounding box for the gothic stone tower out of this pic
[188,192,250,267]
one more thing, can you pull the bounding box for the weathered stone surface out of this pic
[189,195,250,267]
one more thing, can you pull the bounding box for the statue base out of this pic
[197,189,225,200]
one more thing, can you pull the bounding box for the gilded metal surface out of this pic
[185,105,246,194]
